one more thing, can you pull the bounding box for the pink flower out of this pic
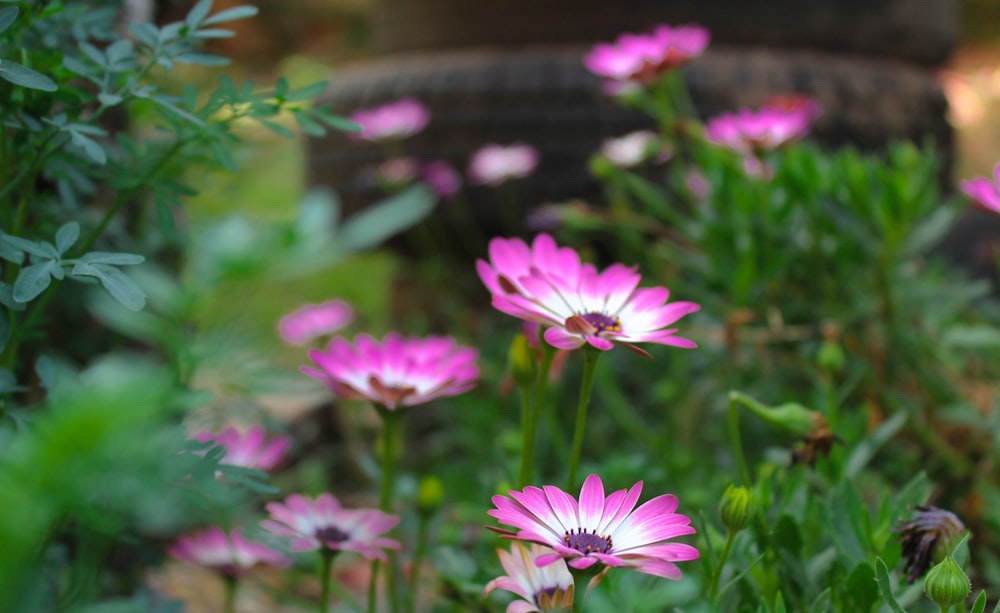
[476,233,699,355]
[705,105,814,154]
[421,159,463,199]
[302,333,479,410]
[960,164,1000,214]
[485,542,575,613]
[261,493,401,559]
[488,474,699,580]
[599,131,660,168]
[194,426,292,472]
[584,24,709,85]
[278,299,354,346]
[377,156,420,186]
[349,97,430,142]
[169,527,291,576]
[469,143,540,186]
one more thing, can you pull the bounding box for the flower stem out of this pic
[708,530,736,602]
[566,348,600,492]
[407,512,431,613]
[727,392,753,487]
[222,574,238,613]
[370,407,401,613]
[519,345,555,487]
[318,549,335,613]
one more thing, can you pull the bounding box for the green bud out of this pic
[508,334,537,386]
[817,340,845,373]
[417,476,445,516]
[719,484,755,533]
[923,556,971,609]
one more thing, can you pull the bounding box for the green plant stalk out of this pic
[519,346,555,487]
[566,348,600,492]
[318,549,335,613]
[708,530,737,602]
[407,512,431,613]
[222,574,238,613]
[727,392,753,487]
[369,408,401,613]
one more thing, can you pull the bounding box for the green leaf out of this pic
[844,562,879,612]
[0,283,25,310]
[185,0,213,27]
[202,5,258,25]
[98,92,123,106]
[337,185,435,254]
[55,222,80,255]
[78,252,145,266]
[13,261,55,303]
[874,557,907,613]
[969,590,987,613]
[810,588,832,613]
[313,107,361,133]
[70,131,107,164]
[2,235,50,259]
[0,60,57,91]
[0,309,9,354]
[72,263,146,311]
[0,6,17,34]
[0,235,24,264]
[942,325,1000,349]
[293,109,326,137]
[174,52,230,67]
[259,119,295,138]
[286,80,329,102]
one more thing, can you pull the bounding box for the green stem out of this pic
[566,348,600,492]
[318,549,334,613]
[408,513,431,613]
[520,344,555,487]
[370,407,401,613]
[728,392,753,487]
[222,574,238,613]
[708,530,736,602]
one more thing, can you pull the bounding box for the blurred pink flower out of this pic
[349,97,430,142]
[194,426,292,472]
[960,164,1000,214]
[762,93,824,120]
[278,299,354,346]
[485,542,575,613]
[488,474,699,580]
[705,105,813,154]
[468,143,540,186]
[302,333,479,410]
[421,159,463,199]
[684,171,710,200]
[262,493,401,559]
[377,156,420,186]
[600,130,659,168]
[476,233,699,355]
[584,24,709,85]
[169,527,290,576]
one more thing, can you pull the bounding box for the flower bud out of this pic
[923,556,970,608]
[733,392,821,438]
[817,340,845,373]
[417,476,445,516]
[719,484,755,533]
[508,334,537,386]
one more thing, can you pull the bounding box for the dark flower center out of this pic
[580,312,622,335]
[315,525,350,545]
[563,528,613,554]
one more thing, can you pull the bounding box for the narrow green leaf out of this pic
[810,587,832,613]
[0,6,18,34]
[185,0,213,27]
[337,185,435,254]
[174,52,230,67]
[970,590,987,613]
[0,309,9,354]
[0,283,25,310]
[286,80,329,102]
[13,261,55,303]
[874,557,907,613]
[2,235,50,259]
[55,222,80,255]
[78,252,145,266]
[202,5,258,25]
[293,109,326,137]
[98,92,123,106]
[72,263,146,311]
[70,131,107,164]
[313,107,361,133]
[0,235,24,264]
[259,119,295,138]
[189,28,235,39]
[0,60,57,91]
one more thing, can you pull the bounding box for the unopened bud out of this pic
[923,556,970,608]
[817,340,845,373]
[417,476,444,516]
[719,484,755,533]
[734,392,821,438]
[508,334,537,386]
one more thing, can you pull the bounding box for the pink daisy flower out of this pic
[488,474,699,580]
[476,233,698,356]
[262,493,401,559]
[704,106,813,154]
[169,527,291,576]
[278,299,354,346]
[584,24,709,85]
[302,333,479,410]
[599,130,660,168]
[421,159,463,199]
[960,164,1000,214]
[485,542,575,613]
[349,97,430,142]
[194,426,292,472]
[468,143,540,187]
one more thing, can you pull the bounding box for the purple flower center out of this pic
[563,528,613,554]
[580,312,622,335]
[315,525,350,545]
